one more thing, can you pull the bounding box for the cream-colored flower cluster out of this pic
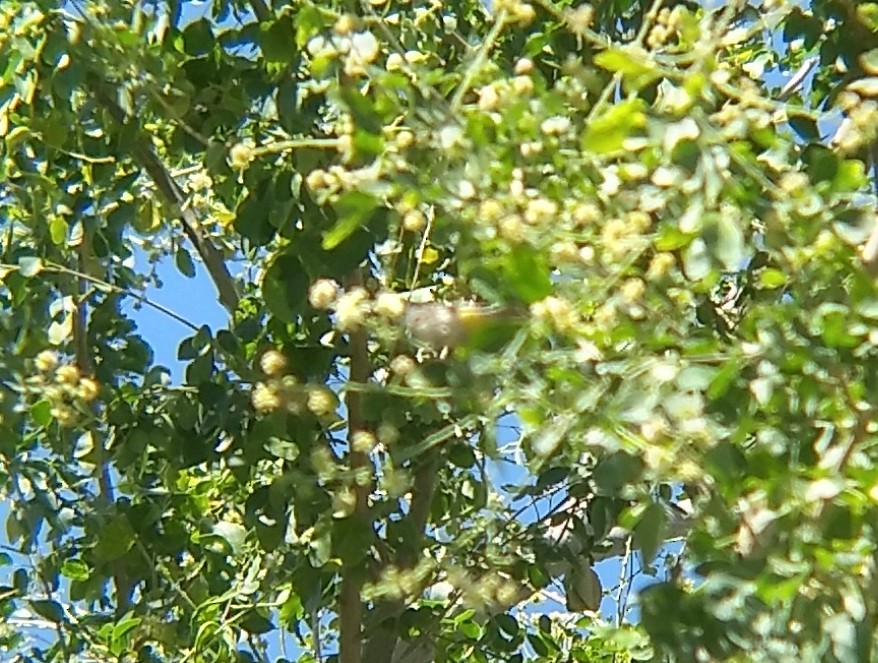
[251,349,340,422]
[308,279,408,335]
[646,5,695,50]
[307,22,380,78]
[364,557,436,602]
[31,350,100,428]
[304,162,382,201]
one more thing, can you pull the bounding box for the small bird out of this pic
[402,302,524,349]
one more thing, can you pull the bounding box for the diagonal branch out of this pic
[90,83,241,313]
[247,0,270,23]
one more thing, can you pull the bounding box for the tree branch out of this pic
[247,0,270,23]
[90,83,241,313]
[73,239,131,614]
[363,451,440,662]
[339,271,373,663]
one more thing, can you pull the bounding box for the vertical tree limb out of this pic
[73,239,131,614]
[363,451,439,662]
[339,271,372,663]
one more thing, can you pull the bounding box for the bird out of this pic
[402,301,525,350]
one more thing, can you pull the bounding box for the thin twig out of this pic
[40,262,202,332]
[450,10,508,112]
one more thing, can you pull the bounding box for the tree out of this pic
[2,0,878,661]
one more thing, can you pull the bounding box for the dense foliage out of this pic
[3,0,878,661]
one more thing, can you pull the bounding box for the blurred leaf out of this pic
[633,502,667,563]
[323,191,379,250]
[214,521,248,555]
[183,18,214,56]
[29,599,63,623]
[18,256,42,277]
[595,47,660,90]
[500,246,552,303]
[263,252,308,322]
[175,246,196,278]
[582,99,647,154]
[240,609,275,634]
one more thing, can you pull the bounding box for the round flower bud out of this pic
[336,287,369,331]
[389,354,417,377]
[514,58,534,74]
[306,385,339,418]
[378,422,400,446]
[51,404,77,427]
[78,377,100,402]
[56,365,80,385]
[34,350,59,373]
[352,430,377,454]
[259,350,288,376]
[395,130,415,149]
[309,278,340,310]
[375,291,406,321]
[229,143,253,170]
[403,303,464,348]
[252,382,282,413]
[402,209,427,232]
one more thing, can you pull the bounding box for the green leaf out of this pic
[707,358,741,399]
[457,618,481,640]
[815,303,859,348]
[323,191,379,250]
[758,268,787,289]
[633,502,667,563]
[500,246,552,303]
[593,452,645,493]
[803,143,838,183]
[235,193,276,246]
[30,400,52,427]
[265,437,300,461]
[581,99,647,154]
[185,353,214,384]
[178,326,212,360]
[213,521,248,555]
[18,256,43,277]
[240,609,276,634]
[261,16,295,63]
[111,615,142,642]
[655,224,693,251]
[30,599,64,623]
[49,216,66,245]
[594,47,660,90]
[447,443,476,468]
[263,252,308,322]
[834,159,868,191]
[493,613,519,637]
[175,246,196,278]
[94,517,135,562]
[295,4,330,48]
[787,114,819,141]
[182,18,214,57]
[338,86,384,135]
